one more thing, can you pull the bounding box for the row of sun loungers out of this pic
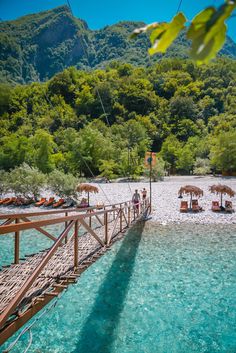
[180,200,234,213]
[0,197,76,209]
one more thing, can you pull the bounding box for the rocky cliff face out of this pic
[1,5,236,84]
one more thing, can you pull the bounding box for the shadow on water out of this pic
[72,221,145,353]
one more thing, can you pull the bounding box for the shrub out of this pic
[47,170,78,198]
[193,158,211,175]
[8,163,46,199]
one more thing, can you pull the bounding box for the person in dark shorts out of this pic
[132,189,141,213]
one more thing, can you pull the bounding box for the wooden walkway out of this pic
[0,200,149,345]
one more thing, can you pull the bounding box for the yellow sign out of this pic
[144,152,156,167]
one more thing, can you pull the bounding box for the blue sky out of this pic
[0,0,236,40]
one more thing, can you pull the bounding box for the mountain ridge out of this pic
[1,5,236,84]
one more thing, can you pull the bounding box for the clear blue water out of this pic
[1,222,236,353]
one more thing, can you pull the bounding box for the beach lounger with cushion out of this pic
[14,197,26,206]
[35,198,46,207]
[225,200,234,213]
[3,197,17,206]
[180,201,188,212]
[0,198,10,205]
[192,199,203,212]
[77,198,89,208]
[44,197,55,207]
[211,201,221,212]
[53,199,65,208]
[62,199,76,208]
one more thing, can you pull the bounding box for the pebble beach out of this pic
[1,176,236,225]
[91,176,236,225]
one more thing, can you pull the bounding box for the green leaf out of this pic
[130,22,160,39]
[149,13,186,55]
[190,23,227,64]
[187,3,236,64]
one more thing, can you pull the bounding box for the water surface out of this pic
[1,222,236,353]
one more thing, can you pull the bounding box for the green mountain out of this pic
[1,5,236,84]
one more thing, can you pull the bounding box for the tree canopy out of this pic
[0,59,236,177]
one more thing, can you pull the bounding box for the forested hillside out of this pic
[1,5,236,84]
[0,59,236,177]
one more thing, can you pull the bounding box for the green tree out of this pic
[7,164,46,199]
[47,170,78,198]
[176,145,195,174]
[161,135,182,173]
[30,130,55,173]
[210,130,236,173]
[193,158,211,175]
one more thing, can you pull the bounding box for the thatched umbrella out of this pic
[76,184,99,206]
[178,185,203,209]
[209,184,235,207]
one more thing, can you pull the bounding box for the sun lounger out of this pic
[96,202,104,209]
[53,199,65,208]
[0,198,10,205]
[23,198,34,206]
[77,198,89,208]
[192,199,203,212]
[62,199,76,208]
[35,198,46,207]
[180,201,188,212]
[44,197,55,207]
[211,201,221,212]
[3,197,17,206]
[14,197,26,206]
[225,200,234,213]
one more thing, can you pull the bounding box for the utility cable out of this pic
[76,150,111,204]
[176,0,183,13]
[3,290,64,352]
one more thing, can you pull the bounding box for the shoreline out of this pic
[0,176,235,225]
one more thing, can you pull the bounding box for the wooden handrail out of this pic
[0,220,76,329]
[0,207,119,235]
[0,200,132,220]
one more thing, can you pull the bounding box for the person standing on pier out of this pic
[132,189,141,214]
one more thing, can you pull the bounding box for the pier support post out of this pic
[120,205,122,232]
[128,205,131,226]
[74,221,79,269]
[104,212,108,244]
[65,211,68,244]
[89,210,92,228]
[14,218,20,264]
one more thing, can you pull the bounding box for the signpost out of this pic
[145,152,156,213]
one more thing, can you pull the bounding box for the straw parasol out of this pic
[178,185,203,209]
[76,184,99,206]
[209,184,235,207]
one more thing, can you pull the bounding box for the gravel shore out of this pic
[91,176,236,225]
[1,176,236,225]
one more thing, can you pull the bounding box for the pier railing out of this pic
[0,199,149,345]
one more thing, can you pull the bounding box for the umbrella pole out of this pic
[88,192,90,206]
[190,193,192,210]
[221,193,223,208]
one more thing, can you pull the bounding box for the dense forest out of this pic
[0,58,236,178]
[1,5,236,84]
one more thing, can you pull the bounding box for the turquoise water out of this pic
[1,222,236,353]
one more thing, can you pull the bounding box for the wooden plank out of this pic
[20,217,56,242]
[14,219,20,264]
[0,218,14,227]
[0,220,76,329]
[79,219,105,247]
[107,210,121,245]
[74,221,79,269]
[0,208,119,235]
[0,286,64,346]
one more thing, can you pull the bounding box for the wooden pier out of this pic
[0,200,149,345]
